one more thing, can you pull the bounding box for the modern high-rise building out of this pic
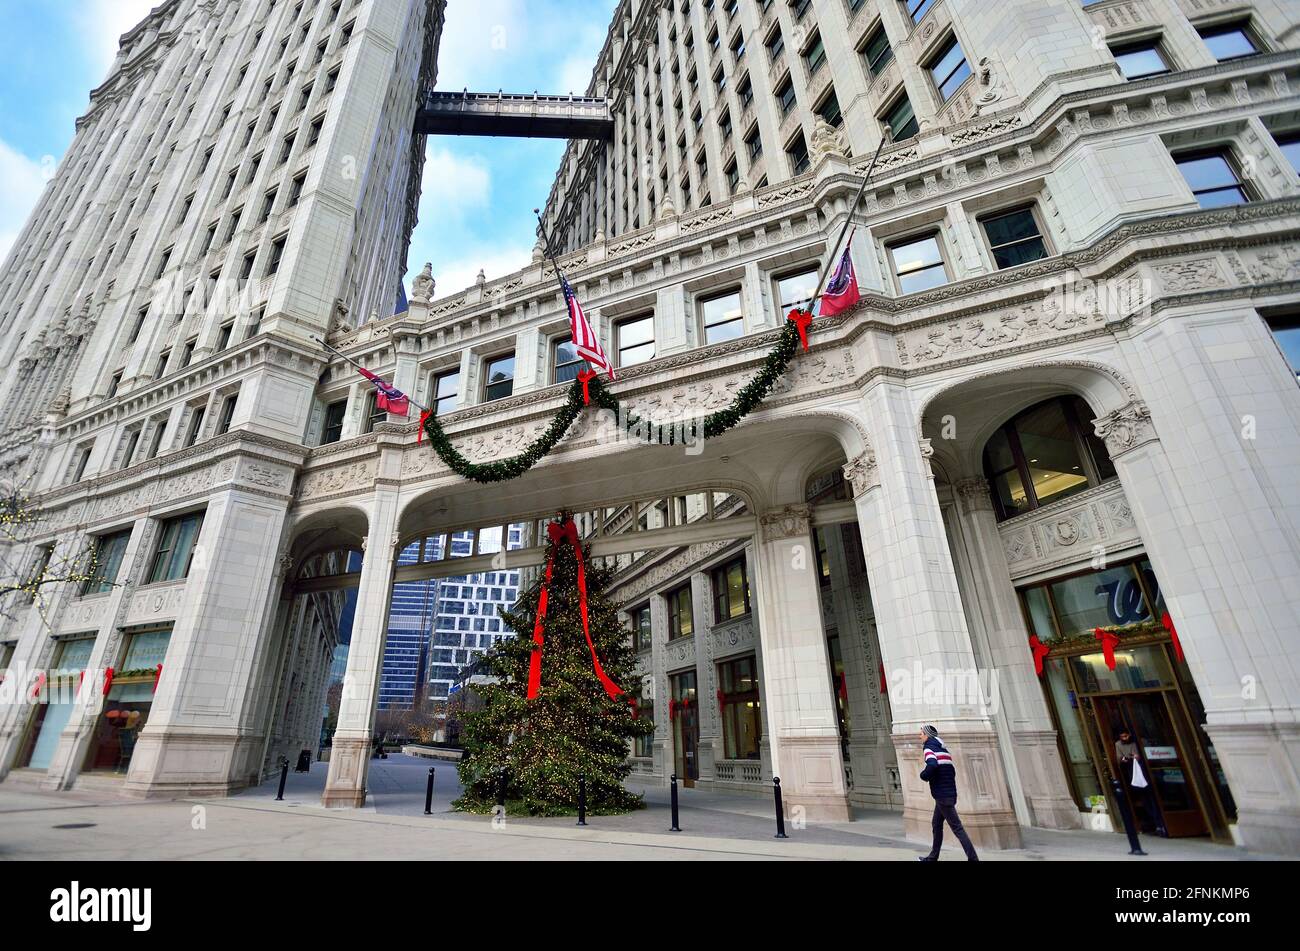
[3,0,1300,859]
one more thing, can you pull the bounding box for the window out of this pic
[289,172,306,206]
[700,289,744,344]
[776,267,818,314]
[1174,149,1250,208]
[718,655,761,759]
[803,33,826,74]
[1264,311,1300,379]
[215,394,237,435]
[861,23,894,76]
[1273,131,1300,176]
[883,93,918,140]
[725,160,740,193]
[183,405,206,447]
[120,430,140,469]
[927,35,971,102]
[904,0,935,24]
[982,395,1117,520]
[106,372,122,399]
[154,351,170,380]
[817,89,843,128]
[1110,39,1170,80]
[616,314,655,367]
[980,206,1049,269]
[712,557,751,621]
[80,530,132,596]
[787,133,810,174]
[321,399,347,444]
[632,605,652,653]
[745,124,763,159]
[1197,21,1259,61]
[552,336,585,384]
[776,77,796,114]
[484,353,515,401]
[887,232,948,294]
[737,74,753,109]
[766,27,784,60]
[144,422,166,460]
[432,370,460,416]
[147,512,205,584]
[267,235,287,274]
[667,584,694,639]
[1019,558,1165,642]
[217,323,235,351]
[260,189,277,223]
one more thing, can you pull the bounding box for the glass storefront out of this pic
[669,670,698,786]
[1020,558,1236,840]
[18,636,97,770]
[717,654,761,760]
[84,628,172,774]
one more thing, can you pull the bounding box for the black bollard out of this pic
[275,759,289,802]
[1110,777,1147,856]
[424,767,436,815]
[577,777,588,826]
[773,776,789,839]
[669,774,681,832]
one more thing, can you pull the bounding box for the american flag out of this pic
[562,276,615,379]
[818,244,861,318]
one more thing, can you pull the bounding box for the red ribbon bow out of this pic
[1093,628,1120,671]
[577,369,597,406]
[1029,634,1051,677]
[417,408,432,443]
[787,308,814,350]
[152,663,163,694]
[103,666,115,697]
[526,515,623,702]
[1160,611,1184,664]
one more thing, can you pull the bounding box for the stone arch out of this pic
[283,503,370,575]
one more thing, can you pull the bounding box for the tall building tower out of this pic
[0,0,445,796]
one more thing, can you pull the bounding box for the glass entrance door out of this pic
[1091,694,1208,838]
[670,670,699,787]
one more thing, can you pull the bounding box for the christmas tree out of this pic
[455,514,653,816]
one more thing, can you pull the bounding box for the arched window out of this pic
[982,395,1117,520]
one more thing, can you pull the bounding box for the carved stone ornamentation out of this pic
[843,452,879,498]
[809,116,849,164]
[411,262,435,302]
[759,504,812,542]
[1093,401,1158,458]
[954,477,993,514]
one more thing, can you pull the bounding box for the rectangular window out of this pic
[776,77,796,114]
[1274,131,1300,176]
[667,584,694,639]
[718,654,761,759]
[1197,21,1259,61]
[267,236,287,274]
[183,405,206,447]
[884,93,918,140]
[745,124,763,159]
[712,557,751,622]
[144,422,166,460]
[1110,39,1170,80]
[82,530,132,595]
[484,353,515,401]
[700,289,744,344]
[980,206,1049,269]
[776,267,818,314]
[616,314,655,367]
[816,89,842,128]
[905,0,935,24]
[632,605,652,653]
[787,133,810,175]
[888,232,948,294]
[803,33,826,74]
[432,370,460,416]
[154,351,170,380]
[321,399,347,444]
[927,35,971,101]
[767,28,784,61]
[289,172,306,206]
[1174,149,1249,208]
[861,23,894,76]
[120,430,140,470]
[552,336,584,384]
[215,394,237,435]
[147,512,205,584]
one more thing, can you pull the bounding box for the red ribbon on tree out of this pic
[152,664,163,694]
[787,308,814,350]
[525,516,623,701]
[103,666,115,698]
[577,369,597,406]
[1161,611,1184,664]
[1093,628,1120,671]
[31,671,47,699]
[417,408,432,443]
[1029,634,1051,677]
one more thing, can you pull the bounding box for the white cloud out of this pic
[420,146,492,218]
[78,0,159,73]
[0,139,52,264]
[408,241,538,301]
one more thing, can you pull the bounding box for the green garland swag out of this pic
[421,319,803,484]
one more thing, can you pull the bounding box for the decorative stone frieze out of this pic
[1093,401,1159,458]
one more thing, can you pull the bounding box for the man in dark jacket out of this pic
[917,725,979,862]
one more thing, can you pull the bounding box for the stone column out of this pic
[750,504,850,821]
[851,380,1021,848]
[949,477,1081,830]
[691,571,719,785]
[321,488,399,807]
[648,591,671,784]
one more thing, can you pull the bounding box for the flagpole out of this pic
[534,207,600,377]
[806,124,891,310]
[310,334,431,414]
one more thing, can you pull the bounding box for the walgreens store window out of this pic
[84,627,172,774]
[18,636,96,770]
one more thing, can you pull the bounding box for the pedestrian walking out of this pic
[917,725,979,862]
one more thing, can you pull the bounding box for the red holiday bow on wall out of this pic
[1093,628,1120,671]
[152,664,163,694]
[787,308,814,350]
[417,409,432,443]
[525,516,623,701]
[1160,611,1184,664]
[577,369,597,406]
[103,666,115,698]
[1029,634,1051,677]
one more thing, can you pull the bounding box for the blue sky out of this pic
[0,0,617,298]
